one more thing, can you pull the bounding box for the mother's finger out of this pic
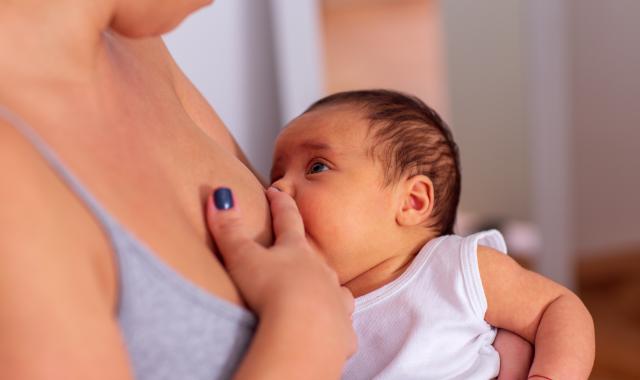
[265,187,306,245]
[207,187,260,266]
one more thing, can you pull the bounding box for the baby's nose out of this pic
[270,178,295,198]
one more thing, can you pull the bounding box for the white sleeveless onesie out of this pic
[343,230,507,380]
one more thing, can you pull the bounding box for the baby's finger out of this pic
[207,187,260,266]
[266,187,306,245]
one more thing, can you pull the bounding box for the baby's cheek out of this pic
[295,203,326,247]
[298,200,331,235]
[300,210,338,250]
[297,197,359,269]
[313,226,360,279]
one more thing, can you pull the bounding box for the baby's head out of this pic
[271,89,460,284]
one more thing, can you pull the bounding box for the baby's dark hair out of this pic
[304,89,461,236]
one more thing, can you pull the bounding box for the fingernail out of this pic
[213,187,234,210]
[268,186,282,192]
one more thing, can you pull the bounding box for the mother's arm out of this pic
[0,123,134,379]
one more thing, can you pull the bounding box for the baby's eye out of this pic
[307,161,329,175]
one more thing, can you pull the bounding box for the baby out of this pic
[269,90,595,379]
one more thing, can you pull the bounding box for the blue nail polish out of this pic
[213,187,234,210]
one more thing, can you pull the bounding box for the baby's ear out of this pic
[396,175,435,227]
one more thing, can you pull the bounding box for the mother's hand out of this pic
[207,187,356,379]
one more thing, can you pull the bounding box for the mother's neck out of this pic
[0,0,115,89]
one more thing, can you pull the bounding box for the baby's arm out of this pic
[478,246,595,379]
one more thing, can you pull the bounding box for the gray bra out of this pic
[1,106,256,380]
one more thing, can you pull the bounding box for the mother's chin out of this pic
[109,0,214,38]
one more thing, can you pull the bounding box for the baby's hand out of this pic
[494,329,533,380]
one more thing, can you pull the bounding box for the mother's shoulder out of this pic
[0,117,125,378]
[0,117,51,181]
[0,116,118,302]
[0,117,99,230]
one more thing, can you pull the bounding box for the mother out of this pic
[0,0,355,379]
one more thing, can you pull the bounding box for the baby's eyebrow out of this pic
[300,141,332,151]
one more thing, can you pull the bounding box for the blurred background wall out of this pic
[442,0,531,222]
[165,2,640,376]
[570,0,640,256]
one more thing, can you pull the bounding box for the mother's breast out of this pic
[170,131,274,253]
[205,145,273,249]
[120,131,273,307]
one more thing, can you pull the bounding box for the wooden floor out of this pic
[577,250,640,379]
